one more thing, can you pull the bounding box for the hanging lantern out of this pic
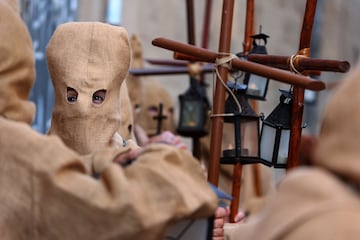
[259,90,292,168]
[220,82,260,165]
[243,33,270,100]
[177,77,210,138]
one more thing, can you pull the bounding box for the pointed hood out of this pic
[136,80,176,136]
[314,63,360,186]
[0,0,35,124]
[47,22,131,155]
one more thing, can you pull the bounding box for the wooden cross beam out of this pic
[152,38,326,91]
[246,54,350,74]
[153,103,167,135]
[129,64,215,76]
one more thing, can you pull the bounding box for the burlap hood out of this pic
[0,0,35,124]
[47,22,131,155]
[118,80,134,140]
[136,80,176,136]
[314,63,360,186]
[126,34,144,123]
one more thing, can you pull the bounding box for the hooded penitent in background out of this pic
[47,22,130,156]
[126,34,144,123]
[118,80,135,140]
[0,3,218,238]
[224,63,360,239]
[0,1,35,124]
[118,34,145,141]
[135,79,177,137]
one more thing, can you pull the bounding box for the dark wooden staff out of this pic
[228,0,259,223]
[129,64,215,76]
[207,0,235,186]
[287,0,317,169]
[243,0,262,201]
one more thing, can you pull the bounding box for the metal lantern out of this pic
[220,82,260,165]
[243,33,270,100]
[260,90,292,168]
[177,77,210,138]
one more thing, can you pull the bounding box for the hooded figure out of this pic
[118,34,145,141]
[0,0,35,124]
[126,34,144,124]
[135,79,176,137]
[224,63,360,239]
[0,4,217,239]
[47,22,129,155]
[118,80,135,140]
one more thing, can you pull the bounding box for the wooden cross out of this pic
[244,0,350,170]
[151,0,334,223]
[153,103,167,135]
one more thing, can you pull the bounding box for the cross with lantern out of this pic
[152,0,350,222]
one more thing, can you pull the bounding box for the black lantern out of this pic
[220,82,260,165]
[177,77,210,138]
[259,90,292,168]
[242,33,270,100]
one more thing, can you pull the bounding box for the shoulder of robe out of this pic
[268,167,360,239]
[284,208,360,240]
[0,117,86,173]
[224,167,360,240]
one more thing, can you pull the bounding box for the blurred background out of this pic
[19,0,360,138]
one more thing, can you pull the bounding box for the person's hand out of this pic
[149,131,187,150]
[212,206,229,240]
[112,148,143,166]
[233,210,247,223]
[134,124,187,150]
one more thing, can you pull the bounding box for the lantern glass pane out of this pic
[247,74,267,98]
[260,124,276,163]
[277,129,290,164]
[241,119,259,157]
[221,122,235,154]
[179,100,202,128]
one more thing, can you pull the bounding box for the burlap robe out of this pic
[225,64,360,239]
[0,118,217,240]
[0,2,217,239]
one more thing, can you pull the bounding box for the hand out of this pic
[149,131,187,150]
[212,206,229,240]
[233,210,247,223]
[112,142,143,166]
[134,124,187,150]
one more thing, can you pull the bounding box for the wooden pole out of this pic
[201,0,213,49]
[247,54,350,73]
[207,0,235,186]
[152,38,326,91]
[186,0,196,45]
[129,65,215,76]
[287,0,317,169]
